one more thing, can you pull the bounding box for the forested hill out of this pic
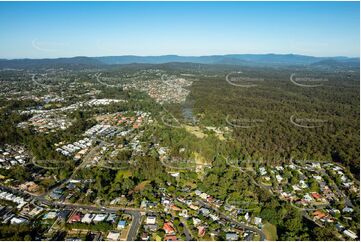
[94,54,358,66]
[0,57,105,69]
[0,54,359,70]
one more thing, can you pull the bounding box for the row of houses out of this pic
[66,211,125,228]
[194,190,223,208]
[0,190,28,209]
[85,99,123,106]
[56,138,92,158]
[106,111,152,129]
[0,145,28,169]
[17,112,73,133]
[0,189,32,225]
[20,98,124,116]
[84,124,118,138]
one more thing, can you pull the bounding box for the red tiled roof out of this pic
[163,222,175,234]
[313,211,327,219]
[69,213,82,222]
[170,205,181,211]
[198,226,206,237]
[311,192,321,199]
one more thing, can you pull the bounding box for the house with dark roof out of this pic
[165,235,177,241]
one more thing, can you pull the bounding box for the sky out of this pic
[0,1,359,59]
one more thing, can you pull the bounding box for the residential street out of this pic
[0,185,143,241]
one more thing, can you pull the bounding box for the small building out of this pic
[19,181,40,193]
[259,167,267,176]
[343,230,357,240]
[209,213,219,221]
[179,209,188,218]
[200,193,208,200]
[244,212,250,221]
[50,188,63,200]
[335,223,345,232]
[141,232,149,241]
[226,232,239,241]
[192,217,201,227]
[194,190,202,196]
[342,207,354,213]
[68,212,82,223]
[198,226,206,237]
[313,211,327,220]
[144,224,158,232]
[93,213,107,223]
[165,235,177,241]
[311,192,322,200]
[303,194,313,203]
[292,185,302,192]
[254,217,262,225]
[107,231,120,241]
[170,204,181,211]
[43,211,57,220]
[146,216,156,225]
[170,172,179,178]
[10,216,28,224]
[140,199,148,208]
[189,204,199,210]
[106,213,117,223]
[58,210,71,221]
[81,213,95,223]
[199,208,210,216]
[299,180,308,189]
[276,175,283,183]
[29,206,44,217]
[163,222,176,235]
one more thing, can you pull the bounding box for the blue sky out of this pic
[0,1,359,58]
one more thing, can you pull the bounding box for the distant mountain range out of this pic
[0,57,103,69]
[95,54,359,66]
[0,54,359,69]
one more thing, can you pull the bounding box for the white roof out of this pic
[146,216,156,225]
[44,211,57,219]
[200,193,208,199]
[10,217,27,224]
[209,213,219,221]
[193,217,201,226]
[107,231,120,241]
[343,230,357,239]
[81,213,94,223]
[93,213,107,222]
[254,217,262,225]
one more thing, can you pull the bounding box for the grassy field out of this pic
[184,125,207,139]
[262,222,278,240]
[134,180,151,192]
[116,169,132,178]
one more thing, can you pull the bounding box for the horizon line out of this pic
[1,53,360,60]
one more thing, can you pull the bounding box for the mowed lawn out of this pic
[262,222,278,240]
